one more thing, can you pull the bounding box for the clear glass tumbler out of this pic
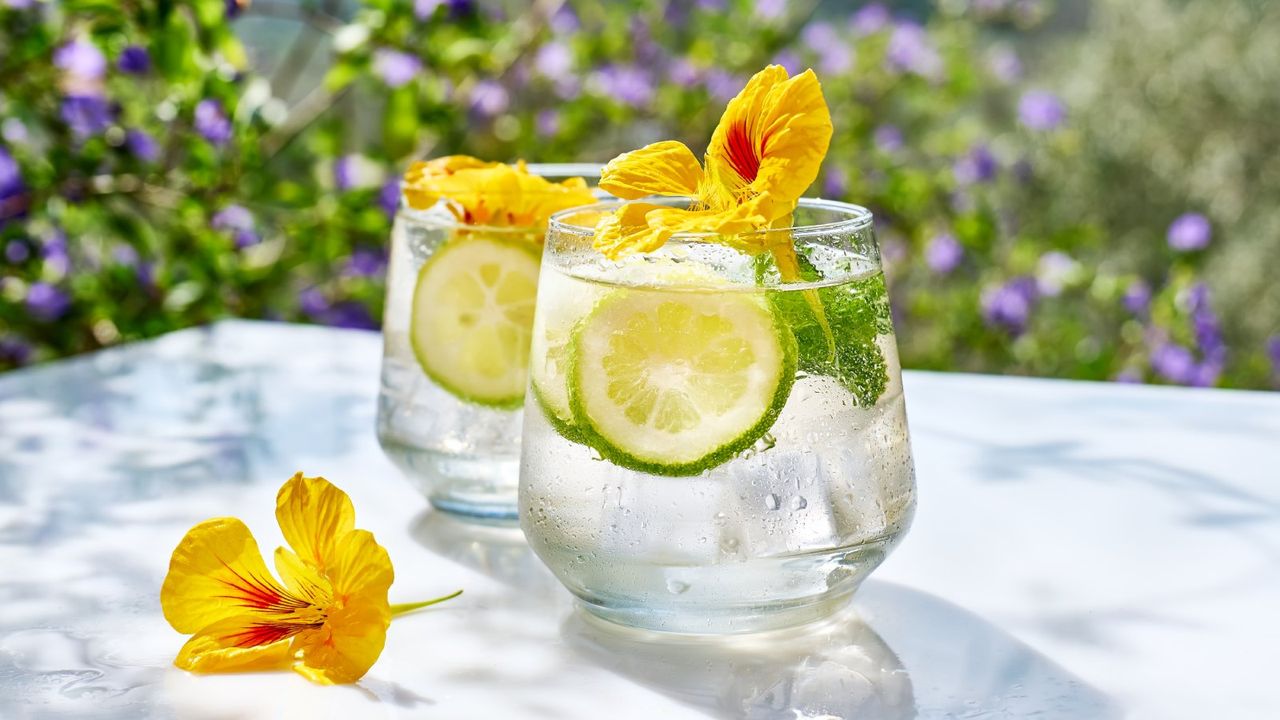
[519,198,917,632]
[377,164,600,520]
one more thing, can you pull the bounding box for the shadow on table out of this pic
[409,511,1121,720]
[408,510,561,601]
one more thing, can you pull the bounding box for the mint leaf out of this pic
[768,273,891,407]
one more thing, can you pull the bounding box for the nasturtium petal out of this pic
[160,517,289,635]
[599,141,704,200]
[402,155,596,229]
[291,601,390,685]
[174,617,297,674]
[274,546,331,605]
[328,528,394,600]
[704,66,832,219]
[402,155,502,210]
[275,473,355,576]
[593,202,675,259]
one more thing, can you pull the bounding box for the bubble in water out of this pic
[791,495,808,510]
[765,493,780,511]
[666,579,690,594]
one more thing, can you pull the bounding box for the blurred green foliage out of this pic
[0,0,1275,389]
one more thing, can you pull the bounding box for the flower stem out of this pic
[389,589,463,618]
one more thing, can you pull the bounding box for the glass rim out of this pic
[548,197,875,241]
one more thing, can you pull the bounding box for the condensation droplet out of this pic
[666,579,690,594]
[765,493,780,511]
[791,495,808,510]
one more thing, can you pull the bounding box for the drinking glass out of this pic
[377,164,600,520]
[519,197,916,632]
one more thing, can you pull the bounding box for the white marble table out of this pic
[1,320,1276,719]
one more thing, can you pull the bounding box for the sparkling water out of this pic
[519,245,917,633]
[376,208,524,518]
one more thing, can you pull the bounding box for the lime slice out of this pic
[410,235,541,408]
[568,291,796,476]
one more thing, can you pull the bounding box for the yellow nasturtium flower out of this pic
[401,155,596,230]
[595,65,833,258]
[160,473,460,685]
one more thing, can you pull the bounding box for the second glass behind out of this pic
[377,163,601,520]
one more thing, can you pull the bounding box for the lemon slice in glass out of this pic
[568,290,796,476]
[410,235,540,408]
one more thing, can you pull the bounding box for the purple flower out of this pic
[334,155,355,191]
[704,69,741,103]
[987,46,1021,83]
[1035,251,1077,296]
[414,0,443,20]
[111,244,139,267]
[60,95,112,139]
[445,0,476,19]
[593,65,655,107]
[1186,282,1224,360]
[299,287,329,317]
[41,232,70,275]
[373,49,422,89]
[5,240,29,263]
[1,145,23,198]
[225,0,247,19]
[549,6,580,34]
[4,0,36,9]
[536,109,561,137]
[755,0,787,21]
[2,118,27,144]
[194,100,232,146]
[0,336,32,366]
[822,167,848,198]
[26,282,71,321]
[1167,213,1211,252]
[469,80,510,118]
[343,248,387,278]
[324,301,378,330]
[696,0,726,9]
[1266,337,1280,378]
[212,204,259,248]
[1123,279,1151,316]
[670,59,702,87]
[851,3,891,35]
[981,277,1037,334]
[126,129,159,162]
[54,39,107,82]
[772,50,802,76]
[1018,91,1066,131]
[1113,368,1143,384]
[873,125,904,153]
[535,42,573,79]
[1150,343,1196,385]
[925,233,964,275]
[118,45,151,74]
[379,179,401,218]
[802,22,853,75]
[953,144,998,185]
[886,22,942,79]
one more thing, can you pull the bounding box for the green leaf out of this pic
[382,86,418,160]
[769,273,891,407]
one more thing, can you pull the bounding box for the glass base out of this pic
[379,438,519,521]
[574,588,859,635]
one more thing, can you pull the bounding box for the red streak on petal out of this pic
[724,121,761,184]
[214,559,312,613]
[225,621,320,648]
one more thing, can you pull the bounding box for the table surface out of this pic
[1,320,1276,720]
